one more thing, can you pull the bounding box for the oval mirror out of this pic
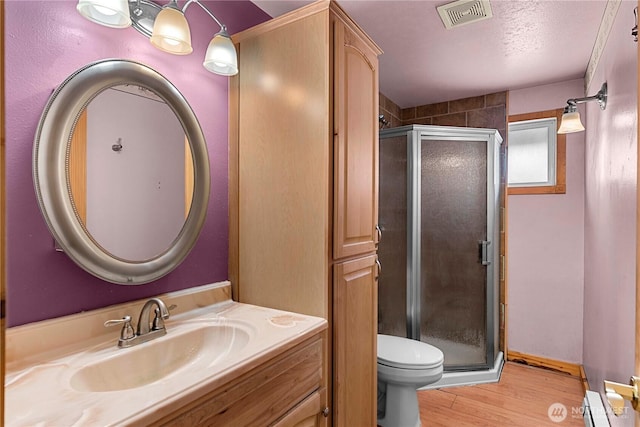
[33,59,210,285]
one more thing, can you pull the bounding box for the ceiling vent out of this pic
[437,0,493,29]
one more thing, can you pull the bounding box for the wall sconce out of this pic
[76,0,238,76]
[557,82,607,134]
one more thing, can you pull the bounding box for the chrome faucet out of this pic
[137,298,170,336]
[105,298,175,348]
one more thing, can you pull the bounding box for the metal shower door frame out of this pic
[380,125,501,371]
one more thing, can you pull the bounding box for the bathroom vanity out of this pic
[20,1,375,424]
[5,283,328,426]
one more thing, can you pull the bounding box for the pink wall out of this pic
[508,79,586,364]
[583,1,637,424]
[511,2,637,422]
[4,1,269,326]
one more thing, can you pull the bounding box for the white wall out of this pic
[86,87,186,260]
[508,79,586,363]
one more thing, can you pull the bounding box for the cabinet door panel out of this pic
[272,391,325,427]
[333,19,379,260]
[333,255,378,427]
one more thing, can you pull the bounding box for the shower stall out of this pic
[378,125,503,386]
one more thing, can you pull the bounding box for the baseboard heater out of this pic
[583,390,610,427]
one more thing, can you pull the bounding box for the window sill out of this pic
[508,184,566,195]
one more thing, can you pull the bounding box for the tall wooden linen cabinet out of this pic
[229,1,382,425]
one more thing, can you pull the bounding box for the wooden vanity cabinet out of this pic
[229,1,381,425]
[151,334,326,427]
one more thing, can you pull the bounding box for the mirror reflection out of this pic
[68,85,194,261]
[33,59,210,284]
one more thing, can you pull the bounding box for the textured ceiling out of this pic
[251,0,608,108]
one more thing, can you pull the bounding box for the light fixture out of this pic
[557,106,585,134]
[76,0,132,28]
[558,82,607,134]
[203,28,237,75]
[150,0,192,55]
[77,0,238,76]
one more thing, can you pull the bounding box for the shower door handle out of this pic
[479,240,491,266]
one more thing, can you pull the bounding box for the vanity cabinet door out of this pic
[333,18,380,260]
[272,390,326,427]
[333,254,378,427]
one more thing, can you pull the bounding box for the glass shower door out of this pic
[419,138,489,369]
[378,135,408,338]
[378,125,500,373]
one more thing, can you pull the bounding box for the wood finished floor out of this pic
[418,362,585,426]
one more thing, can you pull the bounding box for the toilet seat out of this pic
[377,334,444,370]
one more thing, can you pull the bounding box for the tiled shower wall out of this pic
[379,92,507,137]
[378,91,508,352]
[379,93,403,129]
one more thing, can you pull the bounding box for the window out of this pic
[507,109,566,195]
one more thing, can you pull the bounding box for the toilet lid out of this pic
[377,334,444,370]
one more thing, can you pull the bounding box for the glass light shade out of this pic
[150,7,193,55]
[557,111,585,134]
[76,0,131,28]
[203,33,238,76]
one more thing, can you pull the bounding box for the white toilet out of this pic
[377,334,444,427]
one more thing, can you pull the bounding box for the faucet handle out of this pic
[152,304,177,331]
[104,315,135,341]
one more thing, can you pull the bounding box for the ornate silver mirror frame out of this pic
[33,59,210,285]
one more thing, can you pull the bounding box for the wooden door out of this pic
[69,110,87,224]
[333,254,378,427]
[333,17,379,260]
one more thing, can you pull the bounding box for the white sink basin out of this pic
[5,284,327,427]
[70,322,251,392]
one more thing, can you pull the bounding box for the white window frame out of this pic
[508,117,557,188]
[507,109,566,196]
